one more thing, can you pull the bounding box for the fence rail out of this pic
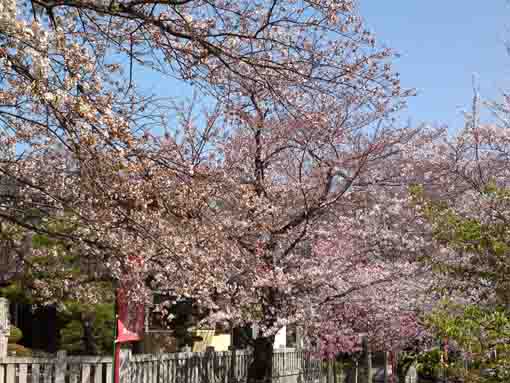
[0,349,327,383]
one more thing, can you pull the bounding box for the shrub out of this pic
[7,343,32,357]
[8,326,23,344]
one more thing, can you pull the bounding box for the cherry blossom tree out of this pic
[177,98,446,380]
[410,90,510,305]
[303,187,437,359]
[404,90,510,381]
[0,0,436,380]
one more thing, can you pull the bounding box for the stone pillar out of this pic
[295,326,304,350]
[0,298,10,358]
[251,324,259,340]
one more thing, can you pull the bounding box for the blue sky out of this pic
[138,1,510,132]
[359,1,510,130]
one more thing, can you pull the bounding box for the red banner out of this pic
[116,287,145,343]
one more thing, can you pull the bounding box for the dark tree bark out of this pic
[247,335,275,383]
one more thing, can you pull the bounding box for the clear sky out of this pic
[359,1,510,130]
[138,1,510,132]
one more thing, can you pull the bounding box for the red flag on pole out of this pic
[116,287,145,343]
[114,255,145,383]
[114,286,145,383]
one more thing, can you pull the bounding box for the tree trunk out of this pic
[363,336,372,383]
[389,352,395,383]
[248,336,274,383]
[383,352,388,383]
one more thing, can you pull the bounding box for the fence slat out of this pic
[170,358,175,383]
[135,362,143,383]
[33,364,41,383]
[94,364,102,383]
[55,351,67,383]
[106,363,112,383]
[19,364,27,383]
[6,365,15,383]
[6,364,16,383]
[159,360,166,383]
[0,364,5,383]
[145,362,151,383]
[70,365,78,383]
[43,364,52,383]
[192,357,197,383]
[82,365,91,383]
[151,362,156,383]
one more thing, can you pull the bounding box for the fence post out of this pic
[354,359,359,383]
[204,347,214,383]
[55,350,68,383]
[295,327,303,351]
[229,347,236,383]
[327,360,333,383]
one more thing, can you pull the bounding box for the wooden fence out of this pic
[0,351,113,383]
[0,349,329,383]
